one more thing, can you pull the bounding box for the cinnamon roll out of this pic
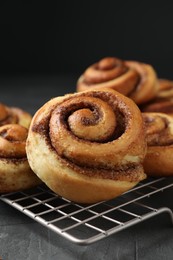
[158,79,173,98]
[0,124,41,193]
[141,79,173,116]
[0,103,32,128]
[77,57,159,105]
[142,112,173,176]
[26,88,147,204]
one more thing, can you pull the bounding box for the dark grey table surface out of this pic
[1,75,173,260]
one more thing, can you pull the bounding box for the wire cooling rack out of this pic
[1,177,173,245]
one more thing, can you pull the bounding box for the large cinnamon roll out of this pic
[0,103,32,128]
[0,124,41,193]
[142,112,173,176]
[77,57,159,105]
[141,79,173,116]
[26,88,147,204]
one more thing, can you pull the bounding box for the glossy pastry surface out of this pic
[0,124,41,193]
[26,88,147,203]
[141,79,173,116]
[0,103,32,128]
[142,112,173,176]
[77,57,159,105]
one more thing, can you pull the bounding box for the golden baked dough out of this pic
[142,112,173,176]
[26,88,147,204]
[0,103,32,128]
[141,79,173,116]
[77,57,159,105]
[157,79,173,98]
[0,124,41,193]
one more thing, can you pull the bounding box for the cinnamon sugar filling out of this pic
[32,91,143,181]
[58,155,144,182]
[142,100,173,114]
[0,157,27,163]
[143,114,173,146]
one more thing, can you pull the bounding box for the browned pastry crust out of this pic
[0,103,32,128]
[26,88,147,204]
[141,79,173,116]
[77,57,159,105]
[157,79,173,98]
[142,112,173,176]
[0,124,41,193]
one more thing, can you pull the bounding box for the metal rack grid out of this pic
[1,177,173,245]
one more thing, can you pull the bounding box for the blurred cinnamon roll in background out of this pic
[77,57,159,105]
[142,112,173,176]
[0,103,32,128]
[158,79,173,98]
[26,88,147,204]
[141,79,173,116]
[0,124,41,193]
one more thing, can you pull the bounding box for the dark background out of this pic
[1,4,173,259]
[0,1,173,79]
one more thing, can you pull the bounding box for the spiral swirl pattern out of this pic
[26,88,147,203]
[158,79,173,98]
[142,112,173,176]
[141,79,173,116]
[77,57,159,105]
[0,124,27,158]
[0,103,32,128]
[0,124,41,193]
